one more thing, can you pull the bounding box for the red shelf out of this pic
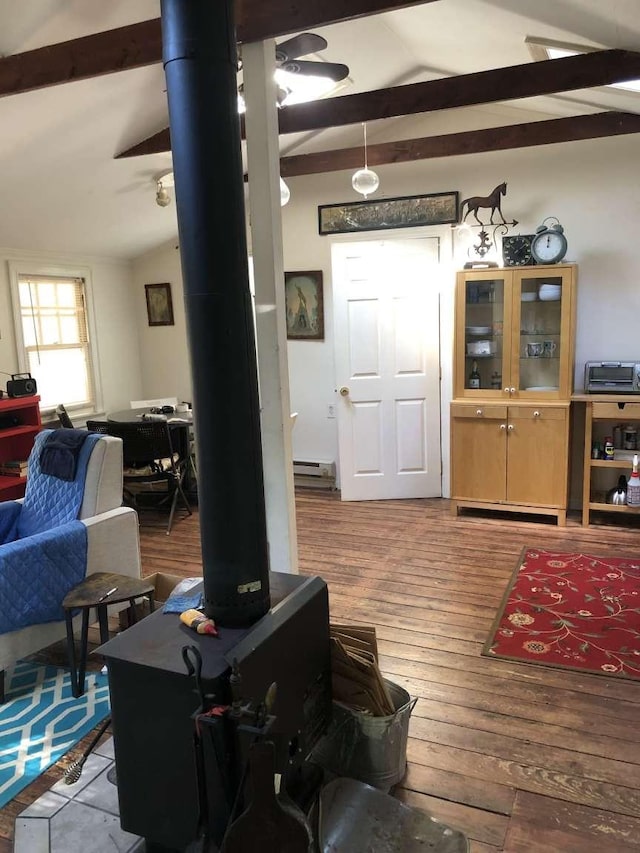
[0,395,41,500]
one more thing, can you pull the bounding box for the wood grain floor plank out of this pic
[3,492,640,852]
[503,789,640,852]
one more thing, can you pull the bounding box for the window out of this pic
[11,271,97,411]
[525,36,640,94]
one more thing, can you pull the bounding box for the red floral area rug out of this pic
[483,548,640,680]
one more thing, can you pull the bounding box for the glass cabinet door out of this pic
[455,272,511,396]
[512,269,571,397]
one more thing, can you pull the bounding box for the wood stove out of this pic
[100,573,331,849]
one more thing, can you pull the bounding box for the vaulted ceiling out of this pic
[0,0,638,258]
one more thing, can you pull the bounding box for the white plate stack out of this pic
[538,283,562,302]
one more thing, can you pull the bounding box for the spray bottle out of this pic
[627,454,640,507]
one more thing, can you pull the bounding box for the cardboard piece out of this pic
[329,624,393,716]
[118,571,185,628]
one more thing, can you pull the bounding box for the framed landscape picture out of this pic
[285,271,324,341]
[318,191,459,235]
[145,282,174,327]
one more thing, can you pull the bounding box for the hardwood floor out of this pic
[2,491,640,851]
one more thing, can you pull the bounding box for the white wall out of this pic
[131,131,640,488]
[0,248,142,418]
[131,240,193,405]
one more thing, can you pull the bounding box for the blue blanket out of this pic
[0,522,87,633]
[0,430,100,633]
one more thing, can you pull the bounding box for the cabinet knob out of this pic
[508,424,515,431]
[476,409,483,416]
[500,424,507,430]
[510,387,516,394]
[533,410,541,418]
[504,387,510,394]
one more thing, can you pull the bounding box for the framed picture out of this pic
[285,271,324,341]
[318,191,459,235]
[145,282,174,327]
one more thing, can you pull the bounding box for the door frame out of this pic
[328,226,455,498]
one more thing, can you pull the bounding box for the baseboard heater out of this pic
[293,460,336,490]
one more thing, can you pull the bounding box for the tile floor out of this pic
[13,738,145,853]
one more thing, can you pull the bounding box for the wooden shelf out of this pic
[0,474,27,490]
[590,459,633,469]
[0,424,40,440]
[0,395,41,499]
[588,500,640,514]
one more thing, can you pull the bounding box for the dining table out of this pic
[106,407,197,498]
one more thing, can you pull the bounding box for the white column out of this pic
[243,40,299,574]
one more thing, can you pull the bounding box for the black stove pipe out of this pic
[160,0,270,626]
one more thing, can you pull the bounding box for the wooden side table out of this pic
[63,572,156,697]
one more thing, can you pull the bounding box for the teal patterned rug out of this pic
[0,660,110,808]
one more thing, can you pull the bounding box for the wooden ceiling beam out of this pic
[236,0,435,43]
[0,19,162,98]
[278,112,640,176]
[276,49,640,133]
[0,1,431,99]
[115,49,640,158]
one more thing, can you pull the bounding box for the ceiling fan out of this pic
[238,32,350,110]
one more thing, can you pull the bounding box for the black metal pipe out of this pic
[160,0,270,626]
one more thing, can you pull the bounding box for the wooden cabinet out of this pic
[450,402,570,524]
[454,264,577,401]
[450,264,577,526]
[0,395,41,501]
[579,396,640,525]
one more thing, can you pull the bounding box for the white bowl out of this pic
[466,326,491,335]
[521,292,537,302]
[538,292,561,302]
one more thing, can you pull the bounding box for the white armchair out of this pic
[0,433,141,697]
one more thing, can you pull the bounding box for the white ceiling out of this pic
[0,0,638,259]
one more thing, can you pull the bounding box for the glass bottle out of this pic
[469,360,481,389]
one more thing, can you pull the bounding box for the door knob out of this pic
[339,386,350,397]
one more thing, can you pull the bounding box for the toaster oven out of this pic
[584,361,640,394]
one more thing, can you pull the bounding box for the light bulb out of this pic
[351,168,380,198]
[280,177,291,207]
[351,122,379,197]
[156,183,171,207]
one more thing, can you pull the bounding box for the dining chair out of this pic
[56,404,75,428]
[86,420,111,434]
[105,420,192,534]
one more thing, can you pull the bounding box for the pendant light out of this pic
[280,176,291,207]
[351,122,379,198]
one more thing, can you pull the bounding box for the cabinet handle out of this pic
[508,424,515,431]
[500,424,507,430]
[510,387,516,394]
[504,387,510,394]
[533,410,541,418]
[476,409,483,416]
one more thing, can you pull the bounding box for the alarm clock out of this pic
[531,217,567,264]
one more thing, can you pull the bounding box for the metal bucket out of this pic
[311,680,417,792]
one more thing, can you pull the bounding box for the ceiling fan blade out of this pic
[275,32,327,63]
[280,59,350,82]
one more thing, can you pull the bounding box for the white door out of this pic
[332,236,442,501]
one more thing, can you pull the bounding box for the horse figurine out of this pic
[460,182,507,225]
